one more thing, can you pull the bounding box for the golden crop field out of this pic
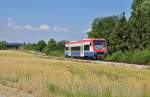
[0,50,150,97]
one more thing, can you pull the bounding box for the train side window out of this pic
[65,47,68,51]
[71,46,80,51]
[84,45,90,51]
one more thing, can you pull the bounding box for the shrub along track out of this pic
[24,50,150,70]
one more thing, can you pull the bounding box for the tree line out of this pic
[88,0,150,65]
[88,0,150,53]
[23,39,66,57]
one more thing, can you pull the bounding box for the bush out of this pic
[48,50,64,57]
[131,49,150,64]
[106,51,123,62]
[106,49,150,65]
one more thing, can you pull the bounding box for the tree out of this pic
[130,0,150,49]
[55,40,66,50]
[89,16,119,39]
[35,40,46,52]
[88,16,120,52]
[110,12,130,52]
[47,39,56,50]
[0,41,7,50]
[132,0,144,10]
[42,39,56,54]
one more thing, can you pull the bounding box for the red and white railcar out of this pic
[65,38,108,59]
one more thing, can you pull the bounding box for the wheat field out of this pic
[0,50,150,97]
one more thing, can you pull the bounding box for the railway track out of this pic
[23,50,150,70]
[64,58,150,69]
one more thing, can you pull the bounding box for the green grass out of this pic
[0,50,150,97]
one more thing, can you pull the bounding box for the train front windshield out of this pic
[93,40,106,49]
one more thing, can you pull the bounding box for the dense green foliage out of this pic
[89,0,150,52]
[88,13,131,52]
[0,41,7,50]
[88,0,150,65]
[23,39,66,57]
[106,49,150,65]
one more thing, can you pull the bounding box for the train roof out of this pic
[65,38,106,45]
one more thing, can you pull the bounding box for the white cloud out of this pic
[13,24,35,31]
[39,24,50,31]
[2,17,69,32]
[53,26,69,32]
[25,25,35,31]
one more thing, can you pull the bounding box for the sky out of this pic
[0,0,133,43]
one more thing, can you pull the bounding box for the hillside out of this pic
[0,50,150,97]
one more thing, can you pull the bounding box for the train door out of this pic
[68,47,71,56]
[80,45,84,57]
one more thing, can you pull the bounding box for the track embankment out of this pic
[23,50,150,70]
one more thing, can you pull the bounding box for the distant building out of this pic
[6,43,23,50]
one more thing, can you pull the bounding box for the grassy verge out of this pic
[0,50,150,97]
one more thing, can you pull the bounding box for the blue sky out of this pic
[0,0,132,43]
